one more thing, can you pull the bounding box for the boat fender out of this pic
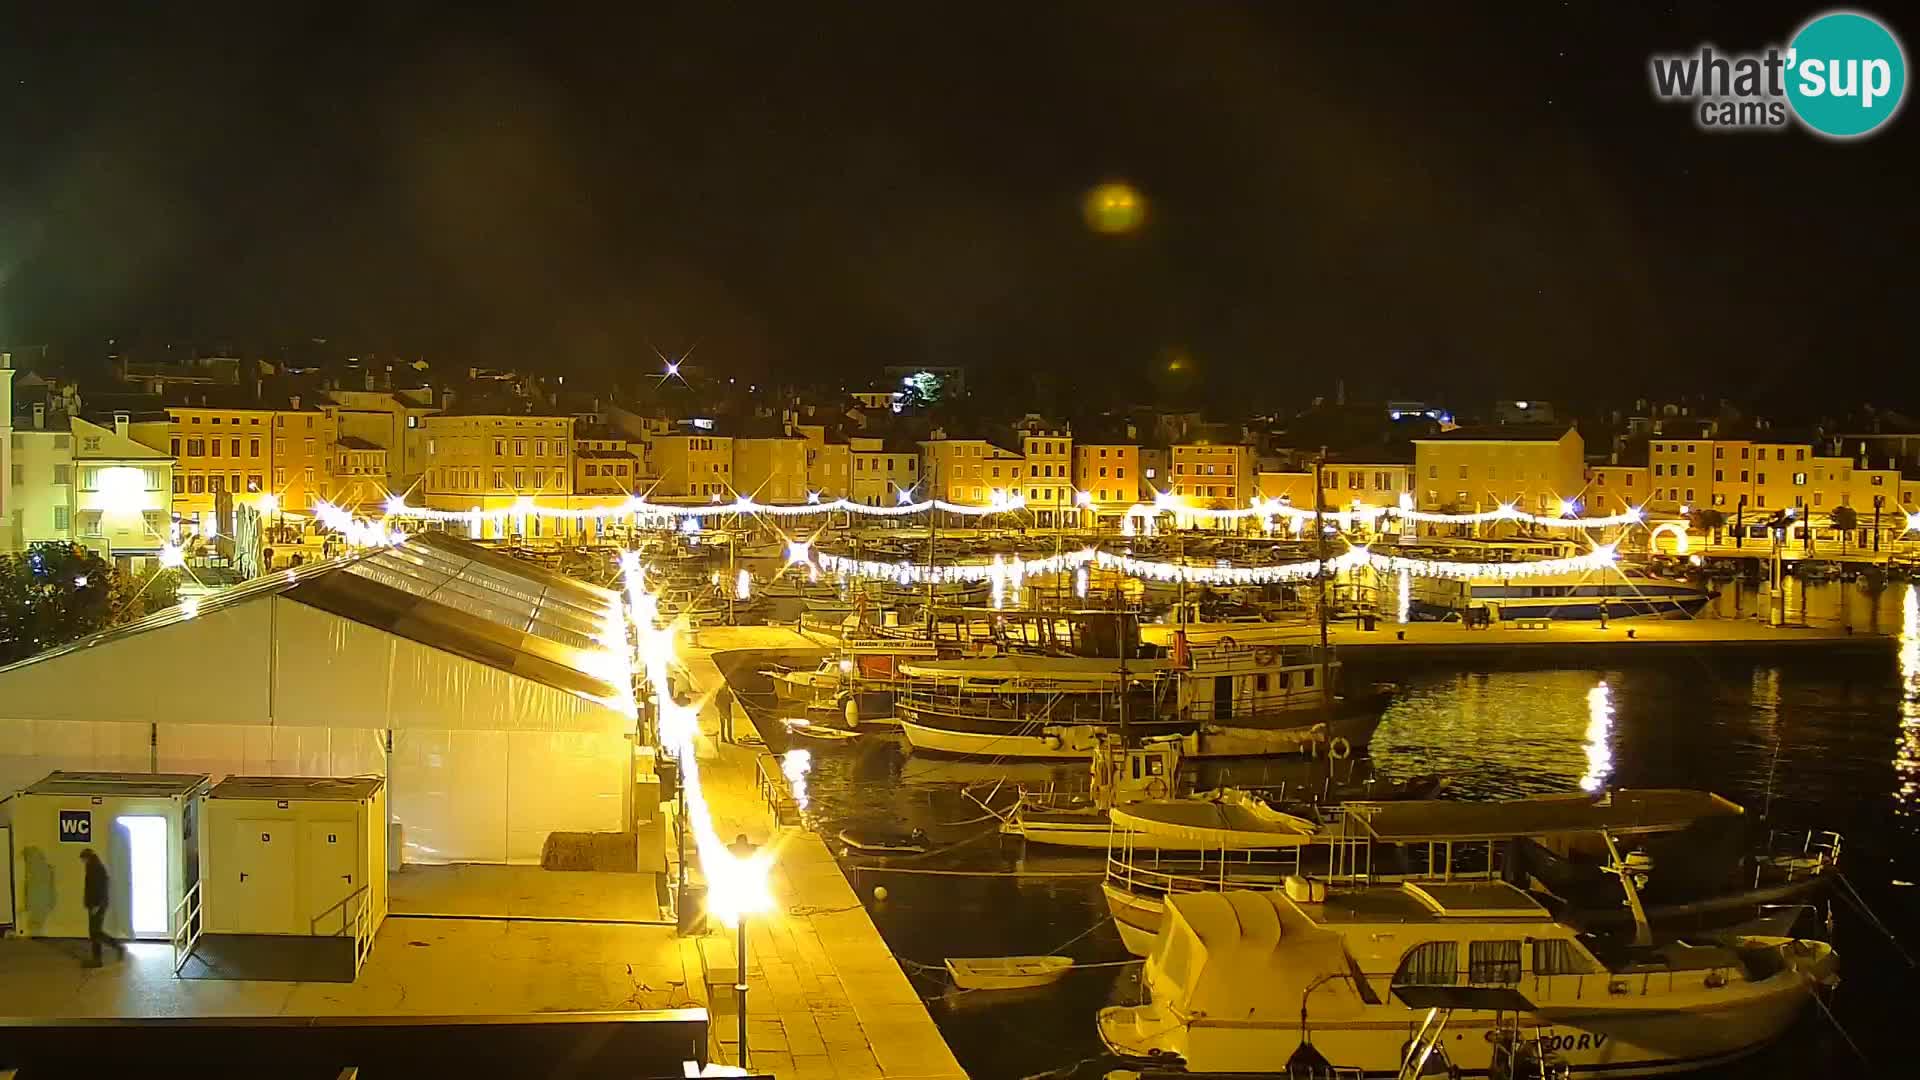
[1284,875,1327,903]
[1254,646,1279,666]
[842,695,861,729]
[1328,736,1352,760]
[1042,734,1063,750]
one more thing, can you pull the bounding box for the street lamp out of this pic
[718,834,770,1071]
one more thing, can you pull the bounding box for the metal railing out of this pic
[1757,828,1844,886]
[170,880,203,976]
[310,883,376,977]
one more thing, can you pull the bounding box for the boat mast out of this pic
[923,465,937,638]
[1117,604,1132,749]
[1315,447,1333,729]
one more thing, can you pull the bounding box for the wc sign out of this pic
[58,810,93,843]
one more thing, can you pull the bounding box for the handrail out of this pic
[170,880,203,976]
[310,883,371,938]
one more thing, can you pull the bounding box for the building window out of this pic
[1715,446,1724,458]
[1457,465,1468,479]
[188,475,204,494]
[273,467,287,486]
[52,464,71,485]
[172,475,184,494]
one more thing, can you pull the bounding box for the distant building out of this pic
[849,436,917,506]
[418,408,577,539]
[1020,429,1075,525]
[1411,424,1585,515]
[733,435,809,504]
[1073,442,1141,524]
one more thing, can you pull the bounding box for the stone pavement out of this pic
[681,624,968,1080]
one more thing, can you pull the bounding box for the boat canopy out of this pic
[1152,891,1370,1023]
[897,655,1173,686]
[1344,789,1743,843]
[1111,792,1317,848]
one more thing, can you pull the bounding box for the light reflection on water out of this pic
[1898,585,1920,815]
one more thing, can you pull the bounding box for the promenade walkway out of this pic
[679,624,967,1080]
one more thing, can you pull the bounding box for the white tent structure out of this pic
[0,533,637,865]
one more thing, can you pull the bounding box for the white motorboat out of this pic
[1098,882,1837,1077]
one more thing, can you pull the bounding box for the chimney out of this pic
[289,394,302,412]
[114,412,132,437]
[32,403,45,429]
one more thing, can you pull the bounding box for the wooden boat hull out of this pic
[945,955,1072,990]
[900,713,1380,761]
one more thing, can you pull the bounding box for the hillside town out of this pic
[9,348,1920,572]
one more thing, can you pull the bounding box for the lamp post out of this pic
[725,833,760,1070]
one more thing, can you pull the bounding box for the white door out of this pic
[229,820,296,934]
[114,816,170,939]
[303,823,359,934]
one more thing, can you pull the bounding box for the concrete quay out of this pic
[680,624,968,1080]
[1326,615,1895,662]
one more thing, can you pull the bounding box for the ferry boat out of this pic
[1098,882,1837,1077]
[894,642,1392,761]
[1413,567,1713,621]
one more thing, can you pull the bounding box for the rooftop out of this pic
[208,775,385,802]
[1415,423,1574,443]
[21,771,210,799]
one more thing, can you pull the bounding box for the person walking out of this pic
[79,848,126,967]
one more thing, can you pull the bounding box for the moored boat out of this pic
[944,955,1073,990]
[1097,883,1837,1077]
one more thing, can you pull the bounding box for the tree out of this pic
[111,565,183,623]
[0,543,118,666]
[1691,508,1727,544]
[1831,505,1859,556]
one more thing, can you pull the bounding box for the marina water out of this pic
[725,577,1920,1078]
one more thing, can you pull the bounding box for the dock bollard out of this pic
[1626,629,1636,639]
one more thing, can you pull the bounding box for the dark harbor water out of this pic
[721,578,1920,1079]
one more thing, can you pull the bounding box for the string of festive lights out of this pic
[376,491,1025,524]
[621,552,772,927]
[806,542,1618,588]
[1131,493,1645,530]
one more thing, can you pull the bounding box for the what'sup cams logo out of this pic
[1650,9,1906,138]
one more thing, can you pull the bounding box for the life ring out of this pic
[1144,776,1169,800]
[1328,736,1352,760]
[1254,646,1279,666]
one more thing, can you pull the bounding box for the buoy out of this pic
[874,885,890,901]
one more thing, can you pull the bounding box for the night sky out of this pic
[0,3,1912,412]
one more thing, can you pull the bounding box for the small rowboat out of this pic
[944,955,1074,991]
[783,718,863,745]
[838,827,930,855]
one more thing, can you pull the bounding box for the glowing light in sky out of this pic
[1580,681,1614,793]
[1083,181,1147,235]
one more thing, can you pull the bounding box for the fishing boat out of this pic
[763,639,939,726]
[1099,789,1838,957]
[1098,882,1837,1077]
[944,955,1073,991]
[1412,567,1713,621]
[895,643,1391,761]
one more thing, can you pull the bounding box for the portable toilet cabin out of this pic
[1,771,209,942]
[198,776,387,975]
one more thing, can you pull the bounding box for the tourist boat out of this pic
[944,955,1073,991]
[1099,788,1838,957]
[1412,567,1713,621]
[1098,881,1837,1077]
[895,643,1392,761]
